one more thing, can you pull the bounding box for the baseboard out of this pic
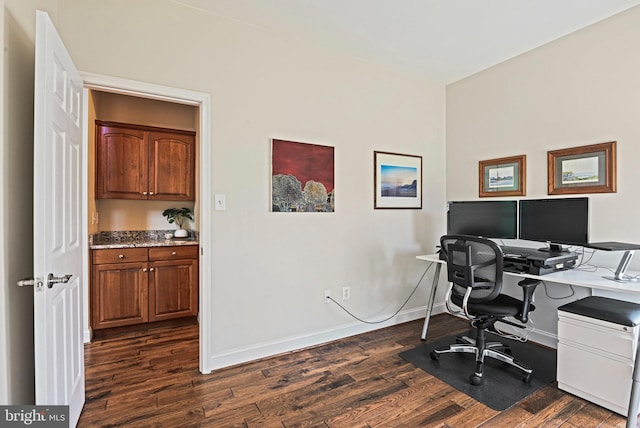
[204,304,439,373]
[526,328,558,349]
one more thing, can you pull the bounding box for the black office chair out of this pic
[431,235,540,385]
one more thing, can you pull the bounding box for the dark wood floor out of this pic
[79,314,629,427]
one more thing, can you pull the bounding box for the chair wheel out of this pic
[430,351,439,360]
[469,374,483,385]
[521,373,532,383]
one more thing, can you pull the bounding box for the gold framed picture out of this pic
[548,141,616,195]
[479,155,526,197]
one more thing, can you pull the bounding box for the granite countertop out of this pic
[90,230,199,250]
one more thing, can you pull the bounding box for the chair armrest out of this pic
[517,278,540,323]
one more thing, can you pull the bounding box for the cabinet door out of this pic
[148,258,198,321]
[91,262,149,329]
[148,131,195,200]
[96,124,148,199]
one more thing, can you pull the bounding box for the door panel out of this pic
[33,10,85,426]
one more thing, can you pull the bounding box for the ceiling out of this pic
[172,0,640,84]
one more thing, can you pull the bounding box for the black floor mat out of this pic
[399,332,557,411]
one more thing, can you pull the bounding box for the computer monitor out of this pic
[519,197,589,252]
[447,200,517,239]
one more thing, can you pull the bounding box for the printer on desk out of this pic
[501,246,578,275]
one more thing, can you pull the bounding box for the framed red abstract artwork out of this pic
[271,139,335,212]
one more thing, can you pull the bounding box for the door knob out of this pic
[47,273,72,289]
[17,277,44,290]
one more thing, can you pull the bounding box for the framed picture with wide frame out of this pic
[374,151,422,209]
[548,141,616,195]
[478,155,526,197]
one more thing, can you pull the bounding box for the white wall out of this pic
[56,0,447,367]
[0,0,58,405]
[446,6,640,342]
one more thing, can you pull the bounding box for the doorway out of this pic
[80,72,212,374]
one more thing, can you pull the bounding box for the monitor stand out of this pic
[603,250,638,283]
[538,243,569,254]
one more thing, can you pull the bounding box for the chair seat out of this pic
[452,293,535,317]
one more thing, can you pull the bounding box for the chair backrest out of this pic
[440,235,503,303]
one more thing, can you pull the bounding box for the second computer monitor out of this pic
[447,200,517,239]
[519,197,589,252]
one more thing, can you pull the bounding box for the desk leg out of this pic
[627,340,640,427]
[421,263,442,341]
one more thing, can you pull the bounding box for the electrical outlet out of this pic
[342,286,351,300]
[324,289,331,303]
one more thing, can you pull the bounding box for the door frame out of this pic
[80,72,213,374]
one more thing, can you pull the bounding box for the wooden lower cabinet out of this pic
[91,262,148,329]
[91,246,198,330]
[149,258,198,322]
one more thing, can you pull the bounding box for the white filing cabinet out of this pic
[557,296,640,416]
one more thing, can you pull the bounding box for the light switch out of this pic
[214,194,226,211]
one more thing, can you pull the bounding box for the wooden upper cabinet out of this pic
[149,131,195,200]
[96,125,147,199]
[96,121,195,200]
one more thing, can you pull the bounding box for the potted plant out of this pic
[162,207,193,238]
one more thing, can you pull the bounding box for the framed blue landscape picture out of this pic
[374,151,422,209]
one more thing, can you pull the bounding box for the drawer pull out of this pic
[118,254,125,259]
[172,251,177,256]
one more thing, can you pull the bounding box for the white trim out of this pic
[207,306,431,371]
[0,3,8,404]
[79,72,213,373]
[526,329,558,349]
[81,87,90,344]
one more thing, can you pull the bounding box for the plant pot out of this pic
[174,229,188,238]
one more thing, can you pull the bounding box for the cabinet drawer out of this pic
[92,248,148,265]
[558,312,637,360]
[149,245,198,261]
[557,342,633,415]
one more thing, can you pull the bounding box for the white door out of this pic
[33,10,85,426]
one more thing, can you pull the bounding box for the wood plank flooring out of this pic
[79,314,631,427]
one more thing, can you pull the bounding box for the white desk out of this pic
[417,253,640,337]
[416,253,640,426]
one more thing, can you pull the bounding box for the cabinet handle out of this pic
[150,268,155,272]
[142,191,148,195]
[149,192,154,195]
[171,251,177,256]
[118,254,125,259]
[143,268,147,272]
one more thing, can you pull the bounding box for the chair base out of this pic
[430,335,533,385]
